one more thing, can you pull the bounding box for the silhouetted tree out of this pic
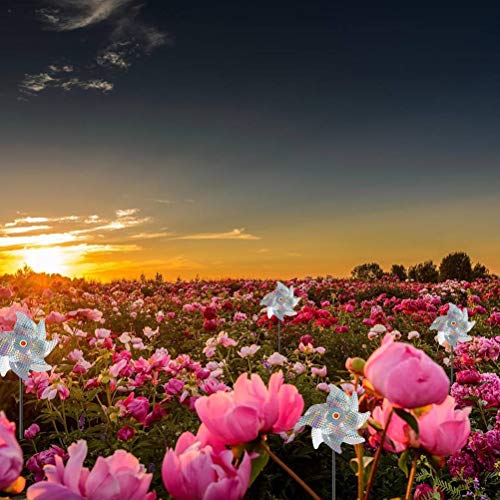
[408,261,439,283]
[439,252,473,281]
[391,264,407,281]
[351,263,384,281]
[472,262,489,280]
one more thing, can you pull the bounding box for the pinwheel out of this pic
[430,303,475,382]
[0,312,58,438]
[260,281,300,352]
[298,384,369,499]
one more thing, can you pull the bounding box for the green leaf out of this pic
[393,408,419,436]
[398,449,410,478]
[248,444,270,486]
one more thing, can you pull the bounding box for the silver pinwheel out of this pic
[260,281,300,353]
[430,303,475,350]
[260,281,300,322]
[0,312,57,381]
[0,312,58,440]
[298,384,369,454]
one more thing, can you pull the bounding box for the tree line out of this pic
[351,252,492,282]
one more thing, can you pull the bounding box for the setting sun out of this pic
[21,247,71,275]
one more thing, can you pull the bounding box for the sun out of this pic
[22,247,71,275]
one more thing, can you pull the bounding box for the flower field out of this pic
[0,273,499,499]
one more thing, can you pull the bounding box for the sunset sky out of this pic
[1,2,499,280]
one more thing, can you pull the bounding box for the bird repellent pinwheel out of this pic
[298,384,370,500]
[430,303,475,383]
[0,312,58,439]
[260,281,300,352]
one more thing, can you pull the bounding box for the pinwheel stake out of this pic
[0,312,58,439]
[298,384,370,500]
[260,281,300,353]
[430,303,475,384]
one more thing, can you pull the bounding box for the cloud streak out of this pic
[175,228,261,241]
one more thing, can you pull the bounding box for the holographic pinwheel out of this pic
[260,281,300,352]
[298,384,369,454]
[0,312,57,381]
[0,312,57,439]
[430,303,475,383]
[430,303,475,350]
[298,384,369,499]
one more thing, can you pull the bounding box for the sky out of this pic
[0,2,499,280]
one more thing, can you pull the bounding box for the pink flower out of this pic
[418,396,471,457]
[364,333,449,408]
[27,440,155,500]
[24,423,40,440]
[311,366,327,378]
[267,352,287,366]
[45,311,66,324]
[0,412,23,490]
[26,445,68,482]
[195,371,304,445]
[117,426,135,441]
[368,400,409,453]
[162,432,250,500]
[120,394,149,424]
[237,345,260,358]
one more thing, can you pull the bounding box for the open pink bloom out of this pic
[162,431,251,500]
[368,399,410,453]
[195,371,304,445]
[418,396,471,457]
[364,333,449,408]
[27,440,155,500]
[0,412,23,490]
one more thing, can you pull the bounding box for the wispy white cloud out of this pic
[21,1,168,98]
[38,0,135,31]
[130,232,172,240]
[175,228,261,241]
[2,225,52,235]
[19,70,113,96]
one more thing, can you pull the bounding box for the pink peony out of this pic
[368,400,409,453]
[195,371,304,445]
[26,445,68,482]
[27,440,155,500]
[0,412,23,490]
[24,424,40,440]
[418,396,471,457]
[364,333,449,408]
[162,431,250,500]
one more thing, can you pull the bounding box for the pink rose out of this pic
[364,334,449,408]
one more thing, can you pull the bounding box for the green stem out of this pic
[260,439,321,500]
[364,408,394,500]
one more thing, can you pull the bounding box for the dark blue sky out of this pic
[0,2,498,279]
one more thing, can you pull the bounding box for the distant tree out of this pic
[408,260,439,283]
[351,262,384,281]
[391,264,407,281]
[439,252,473,282]
[155,272,164,282]
[472,262,489,280]
[140,273,146,282]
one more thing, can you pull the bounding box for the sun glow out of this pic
[21,247,72,275]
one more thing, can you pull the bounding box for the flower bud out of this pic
[345,357,365,375]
